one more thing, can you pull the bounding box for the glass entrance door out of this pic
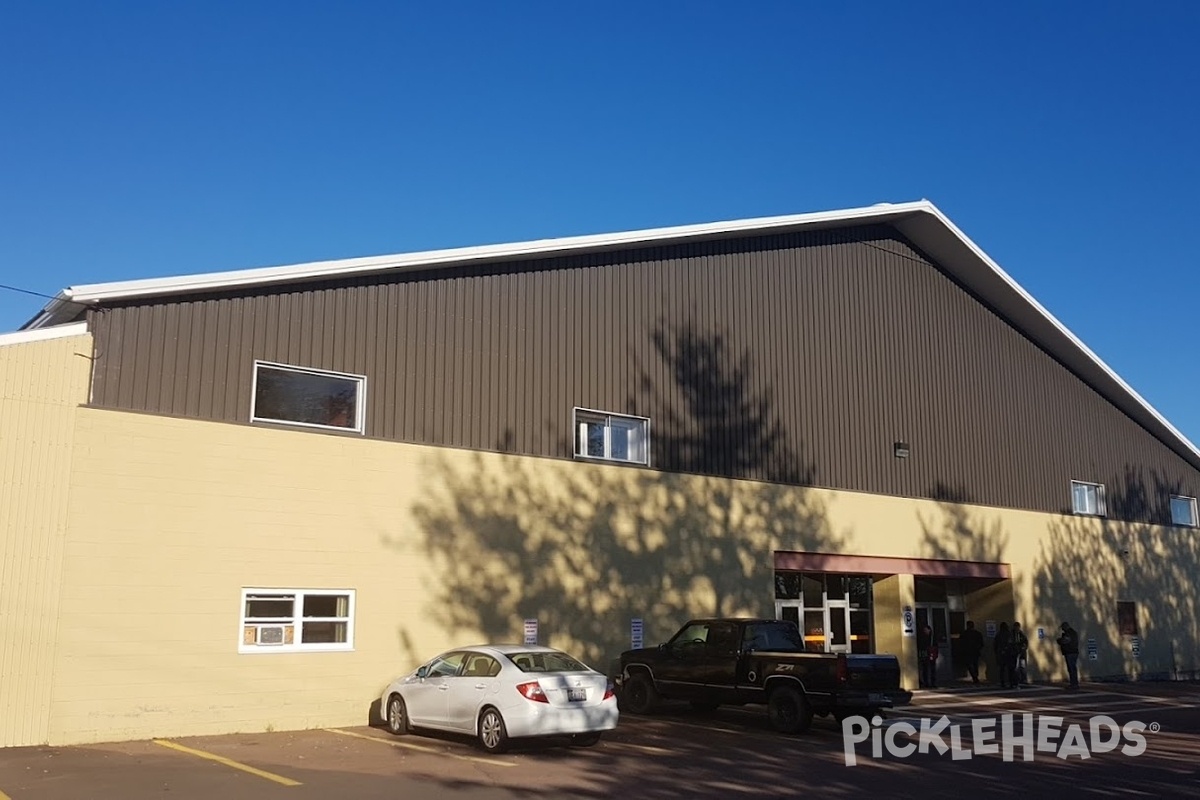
[825,601,850,653]
[915,604,952,683]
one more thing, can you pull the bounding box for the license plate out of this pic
[567,688,587,702]
[868,693,890,705]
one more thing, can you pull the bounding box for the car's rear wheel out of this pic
[570,732,602,747]
[620,673,660,715]
[767,685,813,734]
[478,707,509,754]
[386,694,410,736]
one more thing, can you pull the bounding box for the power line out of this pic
[0,282,94,311]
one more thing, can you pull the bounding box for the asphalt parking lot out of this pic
[2,682,1198,799]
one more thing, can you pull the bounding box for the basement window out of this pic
[252,361,366,433]
[1170,495,1198,527]
[1070,480,1106,517]
[574,408,650,465]
[240,588,355,653]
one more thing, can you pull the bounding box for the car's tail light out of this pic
[603,680,615,700]
[516,682,549,703]
[836,653,849,686]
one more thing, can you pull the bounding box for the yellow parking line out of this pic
[0,787,12,800]
[323,728,516,767]
[152,739,301,787]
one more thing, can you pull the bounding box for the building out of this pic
[2,200,1198,748]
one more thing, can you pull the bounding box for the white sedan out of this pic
[379,644,619,753]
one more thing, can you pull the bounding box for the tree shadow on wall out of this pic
[917,482,1010,565]
[1033,467,1200,682]
[400,321,844,671]
[642,322,815,485]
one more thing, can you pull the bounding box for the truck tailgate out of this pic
[844,655,903,691]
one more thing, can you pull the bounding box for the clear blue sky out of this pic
[2,3,1197,446]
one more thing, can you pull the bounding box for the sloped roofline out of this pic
[22,199,1200,470]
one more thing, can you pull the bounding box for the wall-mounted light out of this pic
[894,441,910,459]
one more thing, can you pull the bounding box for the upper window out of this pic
[1170,495,1198,527]
[1071,480,1106,517]
[574,408,649,465]
[240,588,355,653]
[252,361,366,433]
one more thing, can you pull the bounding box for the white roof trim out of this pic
[33,201,930,307]
[0,321,89,347]
[20,199,1200,470]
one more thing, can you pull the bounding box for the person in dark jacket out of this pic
[917,624,938,689]
[1057,621,1080,690]
[1010,622,1029,687]
[994,622,1012,688]
[960,621,985,684]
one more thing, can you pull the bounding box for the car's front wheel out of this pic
[478,707,509,754]
[767,685,813,734]
[386,694,410,736]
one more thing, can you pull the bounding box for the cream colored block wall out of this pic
[49,406,1200,744]
[0,332,92,747]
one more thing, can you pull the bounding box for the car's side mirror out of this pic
[416,666,429,679]
[658,642,668,652]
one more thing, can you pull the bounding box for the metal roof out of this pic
[22,199,1200,471]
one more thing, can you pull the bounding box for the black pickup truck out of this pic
[615,617,912,734]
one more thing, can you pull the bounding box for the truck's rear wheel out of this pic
[620,673,660,715]
[767,686,813,734]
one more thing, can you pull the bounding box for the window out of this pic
[1071,480,1107,516]
[573,408,649,465]
[1170,495,1198,527]
[240,588,355,653]
[508,652,588,673]
[252,361,366,433]
[463,653,502,678]
[1117,601,1139,636]
[425,652,466,677]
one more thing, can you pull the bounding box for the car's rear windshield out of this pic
[506,652,589,673]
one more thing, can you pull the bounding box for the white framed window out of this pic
[1170,495,1198,527]
[1071,480,1107,517]
[251,361,366,433]
[239,588,355,653]
[574,408,650,465]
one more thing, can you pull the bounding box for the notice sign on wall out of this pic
[986,621,997,639]
[631,618,644,650]
[901,605,915,637]
[1087,637,1098,661]
[1037,627,1046,641]
[1131,636,1141,659]
[523,619,538,646]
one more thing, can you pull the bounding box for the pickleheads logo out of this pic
[842,714,1156,766]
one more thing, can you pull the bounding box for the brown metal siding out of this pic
[86,225,1200,523]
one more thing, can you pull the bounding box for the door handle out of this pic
[475,683,487,690]
[437,685,449,691]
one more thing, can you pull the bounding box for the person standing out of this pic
[994,622,1012,688]
[960,621,985,684]
[1056,621,1080,690]
[917,623,938,689]
[1010,622,1029,687]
